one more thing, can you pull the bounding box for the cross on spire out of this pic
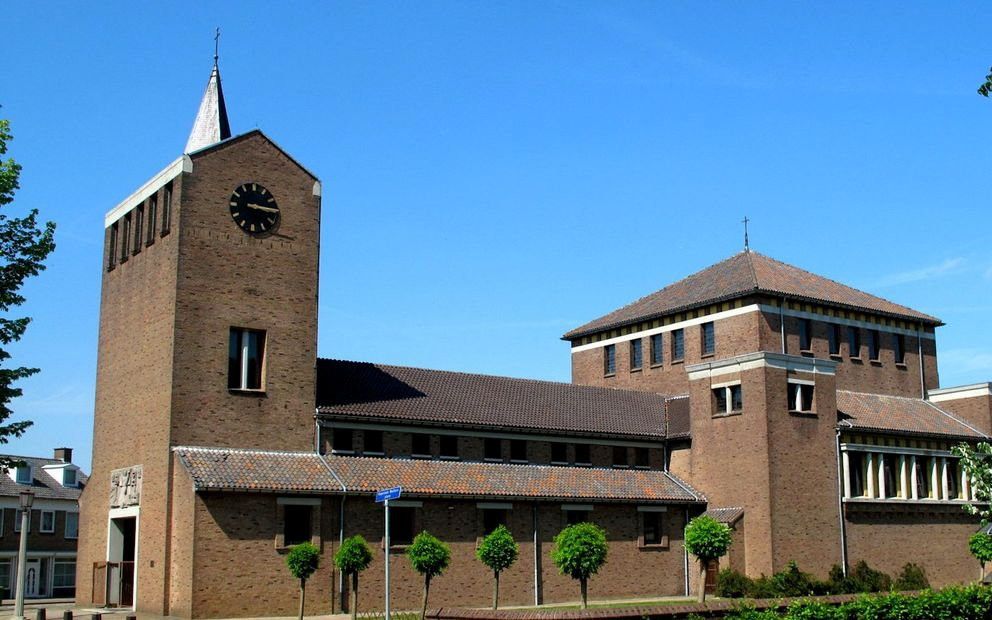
[742,216,750,251]
[214,27,220,66]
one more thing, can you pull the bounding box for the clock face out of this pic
[229,183,279,235]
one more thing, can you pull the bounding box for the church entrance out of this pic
[106,516,136,607]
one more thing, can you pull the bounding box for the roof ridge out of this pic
[837,389,922,400]
[744,250,760,290]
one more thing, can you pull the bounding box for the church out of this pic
[76,59,992,618]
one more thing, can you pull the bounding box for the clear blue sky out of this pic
[4,2,992,470]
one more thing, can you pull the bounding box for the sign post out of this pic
[375,486,402,620]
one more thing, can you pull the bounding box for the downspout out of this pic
[533,504,540,606]
[780,297,786,354]
[834,428,848,576]
[316,418,349,612]
[918,325,926,399]
[683,507,690,596]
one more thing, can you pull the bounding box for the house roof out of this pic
[665,396,691,439]
[316,359,670,440]
[0,455,86,501]
[701,506,744,525]
[173,447,705,504]
[563,251,942,340]
[837,391,988,439]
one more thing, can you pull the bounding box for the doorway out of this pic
[107,516,136,606]
[24,559,40,597]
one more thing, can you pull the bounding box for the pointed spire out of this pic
[185,29,231,153]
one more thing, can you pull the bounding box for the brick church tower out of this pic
[76,59,321,614]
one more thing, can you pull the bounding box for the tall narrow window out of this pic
[868,329,881,361]
[712,387,728,414]
[107,223,118,271]
[411,433,431,457]
[916,457,932,499]
[789,382,814,413]
[389,507,416,545]
[64,512,79,539]
[228,328,265,390]
[893,333,906,364]
[849,452,866,497]
[634,447,650,469]
[672,329,685,361]
[880,454,898,498]
[847,326,861,358]
[828,324,842,355]
[641,512,663,546]
[133,204,143,255]
[630,339,643,370]
[283,505,312,546]
[650,334,663,366]
[574,444,591,465]
[161,182,173,235]
[146,194,157,245]
[120,213,131,262]
[440,435,459,459]
[701,322,715,356]
[510,439,527,463]
[604,344,616,375]
[799,319,812,351]
[947,459,961,500]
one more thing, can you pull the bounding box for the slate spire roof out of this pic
[564,250,942,340]
[185,59,231,153]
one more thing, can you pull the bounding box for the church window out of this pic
[612,446,628,468]
[701,322,715,356]
[389,507,416,546]
[440,435,459,459]
[146,194,157,246]
[331,429,353,454]
[411,434,431,458]
[574,443,591,465]
[484,438,502,461]
[604,344,616,375]
[828,324,842,355]
[283,505,312,546]
[120,213,131,262]
[868,329,881,361]
[133,204,143,255]
[640,511,664,546]
[672,329,685,361]
[161,182,173,235]
[712,383,742,415]
[634,447,650,469]
[551,443,567,465]
[788,381,814,413]
[799,319,812,351]
[228,328,265,391]
[510,439,527,463]
[847,326,861,358]
[107,223,118,271]
[630,339,642,370]
[650,334,663,365]
[893,333,906,364]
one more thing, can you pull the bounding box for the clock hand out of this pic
[244,203,279,213]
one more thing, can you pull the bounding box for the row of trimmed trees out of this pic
[284,516,732,619]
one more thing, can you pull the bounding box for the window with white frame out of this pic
[228,328,265,391]
[788,380,814,413]
[13,509,30,533]
[64,512,79,539]
[15,465,31,484]
[52,560,76,589]
[711,383,743,415]
[40,510,55,533]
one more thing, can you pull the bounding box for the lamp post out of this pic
[14,490,34,620]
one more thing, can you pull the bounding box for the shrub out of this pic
[747,574,781,599]
[771,561,827,597]
[893,563,929,591]
[724,603,780,620]
[785,600,841,620]
[684,515,733,602]
[716,568,754,598]
[551,522,608,609]
[847,560,892,593]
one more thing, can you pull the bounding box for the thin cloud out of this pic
[874,257,965,287]
[938,348,992,383]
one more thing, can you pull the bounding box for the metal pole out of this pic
[14,505,30,620]
[384,498,391,620]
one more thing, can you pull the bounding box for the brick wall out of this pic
[0,507,78,552]
[932,394,992,435]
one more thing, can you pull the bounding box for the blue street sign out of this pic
[375,486,402,503]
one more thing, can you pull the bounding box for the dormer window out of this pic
[14,465,31,485]
[63,468,78,487]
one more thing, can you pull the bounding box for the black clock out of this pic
[229,183,279,235]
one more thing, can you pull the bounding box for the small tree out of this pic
[684,515,732,603]
[551,522,608,609]
[969,532,992,582]
[335,535,374,620]
[286,542,320,620]
[407,531,451,620]
[952,443,992,523]
[475,524,519,609]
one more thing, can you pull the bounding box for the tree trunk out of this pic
[351,572,359,620]
[698,561,707,603]
[420,575,431,620]
[493,571,499,610]
[299,578,306,620]
[580,577,588,609]
[982,562,987,583]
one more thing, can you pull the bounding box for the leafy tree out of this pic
[969,532,992,582]
[286,542,320,620]
[684,515,732,602]
[334,535,374,620]
[475,524,519,609]
[551,522,608,609]
[952,443,991,523]
[979,66,992,97]
[893,562,929,591]
[0,117,56,466]
[407,531,451,620]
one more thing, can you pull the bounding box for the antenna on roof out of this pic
[742,216,750,251]
[214,27,220,66]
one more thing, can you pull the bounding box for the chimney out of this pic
[54,447,72,463]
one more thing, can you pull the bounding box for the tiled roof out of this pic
[316,359,669,439]
[665,396,691,439]
[174,447,704,503]
[837,391,988,439]
[701,507,744,525]
[563,251,941,340]
[0,455,86,501]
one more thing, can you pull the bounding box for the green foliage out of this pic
[406,531,451,579]
[724,603,780,620]
[551,522,608,580]
[969,532,992,565]
[0,117,55,466]
[893,563,929,591]
[980,66,992,97]
[684,515,732,561]
[476,524,519,574]
[770,561,828,597]
[335,535,373,575]
[952,443,992,523]
[784,600,841,620]
[285,542,321,581]
[846,560,892,594]
[748,575,781,599]
[716,568,754,598]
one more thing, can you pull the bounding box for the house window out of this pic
[146,194,157,246]
[634,447,650,469]
[868,330,881,361]
[411,434,431,458]
[789,381,814,413]
[847,326,861,358]
[363,430,384,455]
[848,452,866,497]
[440,435,459,459]
[712,384,743,415]
[64,512,79,539]
[63,468,77,487]
[107,223,118,271]
[630,339,643,371]
[0,560,12,594]
[389,507,416,545]
[120,212,131,262]
[481,508,507,535]
[228,328,265,391]
[510,439,527,463]
[894,333,906,364]
[641,512,664,546]
[650,334,663,366]
[15,466,31,484]
[161,182,173,235]
[484,438,502,461]
[40,510,55,534]
[53,561,76,589]
[604,344,616,375]
[574,444,591,466]
[284,505,312,546]
[133,204,143,255]
[612,446,628,468]
[13,510,29,533]
[672,329,685,361]
[701,322,715,356]
[799,319,812,351]
[828,324,842,356]
[564,508,590,526]
[332,429,354,453]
